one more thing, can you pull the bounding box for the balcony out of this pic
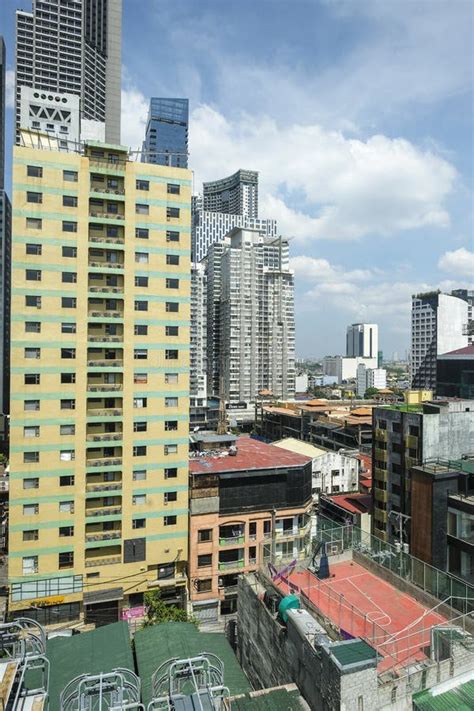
[219,525,245,546]
[218,560,245,571]
[147,571,187,589]
[85,555,121,568]
[375,428,388,442]
[405,434,418,449]
[87,384,122,392]
[374,447,388,462]
[374,508,387,523]
[87,408,123,417]
[86,482,122,493]
[86,433,122,442]
[89,260,124,270]
[88,310,123,319]
[219,535,245,547]
[85,531,121,543]
[89,286,124,295]
[86,506,122,518]
[90,186,125,197]
[87,359,123,368]
[88,335,124,344]
[86,456,122,468]
[89,211,125,221]
[374,487,388,503]
[89,234,125,246]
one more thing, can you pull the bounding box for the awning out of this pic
[83,587,123,606]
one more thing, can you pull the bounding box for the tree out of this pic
[364,387,379,399]
[142,589,196,627]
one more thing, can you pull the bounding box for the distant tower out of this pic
[203,169,258,217]
[142,98,189,168]
[346,323,378,359]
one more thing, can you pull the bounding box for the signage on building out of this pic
[30,596,65,607]
[121,606,145,620]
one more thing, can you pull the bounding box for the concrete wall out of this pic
[422,407,474,460]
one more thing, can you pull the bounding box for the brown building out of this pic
[188,437,312,624]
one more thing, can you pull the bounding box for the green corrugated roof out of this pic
[231,687,306,709]
[46,622,134,711]
[134,622,251,706]
[330,639,379,667]
[413,680,474,710]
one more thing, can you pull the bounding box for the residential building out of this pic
[202,169,258,217]
[411,291,468,390]
[8,137,191,623]
[188,437,312,623]
[410,459,473,584]
[356,364,387,397]
[207,228,295,403]
[451,288,474,344]
[437,344,474,399]
[346,323,378,358]
[19,87,81,145]
[141,98,188,169]
[0,37,11,415]
[190,262,207,399]
[0,37,5,187]
[323,354,377,383]
[372,400,474,545]
[15,0,122,143]
[295,373,309,393]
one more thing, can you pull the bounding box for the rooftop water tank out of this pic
[278,594,300,623]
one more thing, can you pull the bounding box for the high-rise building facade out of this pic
[0,38,5,188]
[190,262,207,399]
[8,138,191,623]
[451,288,474,345]
[207,228,295,403]
[346,323,378,358]
[192,209,277,263]
[202,169,258,217]
[411,292,468,390]
[142,98,188,169]
[0,37,11,415]
[15,0,122,144]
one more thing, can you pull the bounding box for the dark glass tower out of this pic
[142,98,189,168]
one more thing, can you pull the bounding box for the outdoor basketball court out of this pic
[275,560,448,672]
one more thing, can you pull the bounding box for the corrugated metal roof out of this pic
[413,680,474,710]
[330,639,378,667]
[189,437,311,475]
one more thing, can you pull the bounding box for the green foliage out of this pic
[364,387,379,398]
[142,589,197,627]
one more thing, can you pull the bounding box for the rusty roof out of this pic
[189,437,311,475]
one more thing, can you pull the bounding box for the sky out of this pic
[1,0,473,358]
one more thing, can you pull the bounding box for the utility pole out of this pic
[389,510,411,574]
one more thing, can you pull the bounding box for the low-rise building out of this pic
[188,437,312,624]
[319,492,372,534]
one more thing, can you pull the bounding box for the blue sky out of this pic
[1,0,473,357]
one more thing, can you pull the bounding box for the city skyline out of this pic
[1,0,472,357]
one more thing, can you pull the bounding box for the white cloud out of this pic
[290,255,373,285]
[438,248,474,279]
[5,70,15,108]
[120,85,149,149]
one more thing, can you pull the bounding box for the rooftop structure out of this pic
[0,617,49,711]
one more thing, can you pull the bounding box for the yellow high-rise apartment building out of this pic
[8,136,191,625]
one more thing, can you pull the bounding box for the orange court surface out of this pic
[276,560,447,673]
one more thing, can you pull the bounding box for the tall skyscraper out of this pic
[411,292,468,390]
[451,288,474,345]
[346,323,378,359]
[207,228,295,403]
[190,262,207,399]
[15,0,122,144]
[142,98,188,168]
[0,37,11,415]
[8,137,191,623]
[203,169,258,217]
[0,38,5,188]
[192,209,277,263]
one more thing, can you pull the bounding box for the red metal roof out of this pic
[327,493,372,514]
[189,436,311,475]
[439,344,474,357]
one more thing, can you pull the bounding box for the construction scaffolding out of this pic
[60,669,143,711]
[148,654,230,710]
[0,617,49,711]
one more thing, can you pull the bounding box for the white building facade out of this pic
[190,263,207,399]
[356,364,387,397]
[346,323,379,358]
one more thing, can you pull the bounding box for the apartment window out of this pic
[62,246,77,257]
[135,228,149,239]
[61,373,76,384]
[61,322,76,334]
[63,170,78,182]
[24,451,39,463]
[164,444,178,455]
[27,165,42,178]
[164,491,177,503]
[61,348,76,359]
[25,347,41,359]
[61,297,77,308]
[24,400,40,411]
[60,399,76,410]
[133,469,147,480]
[166,230,180,242]
[26,243,42,255]
[107,226,119,237]
[167,183,180,195]
[166,302,179,312]
[136,179,149,191]
[166,254,180,265]
[23,478,39,489]
[134,300,148,311]
[135,276,148,287]
[198,529,212,543]
[132,518,146,529]
[60,475,75,486]
[166,278,179,289]
[134,324,148,336]
[134,348,148,360]
[59,526,74,537]
[165,350,178,360]
[62,221,77,232]
[25,321,41,333]
[166,207,180,218]
[135,252,149,264]
[59,451,75,462]
[133,398,147,409]
[27,191,42,203]
[166,326,179,336]
[165,373,178,384]
[134,373,148,384]
[165,420,178,431]
[164,515,177,526]
[22,556,38,575]
[58,552,74,569]
[23,530,39,542]
[25,295,41,308]
[133,494,146,505]
[60,424,75,435]
[197,579,212,593]
[198,554,212,568]
[165,397,178,407]
[63,195,78,207]
[23,504,39,516]
[133,422,147,432]
[26,269,41,281]
[24,426,40,438]
[24,374,40,385]
[59,501,74,513]
[133,446,147,457]
[136,203,149,215]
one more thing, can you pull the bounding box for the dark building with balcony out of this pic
[436,345,474,399]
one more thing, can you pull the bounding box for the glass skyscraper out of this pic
[142,98,189,168]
